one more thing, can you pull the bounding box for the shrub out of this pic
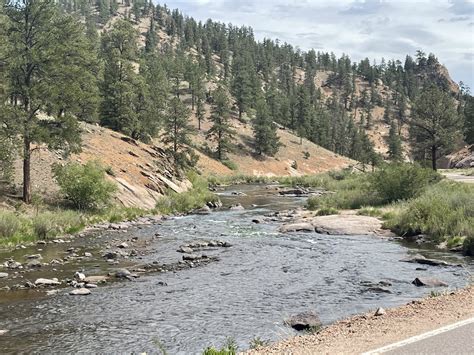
[0,212,21,239]
[53,161,117,210]
[202,338,237,355]
[369,163,441,203]
[384,181,474,242]
[316,207,339,216]
[249,337,270,349]
[357,207,383,217]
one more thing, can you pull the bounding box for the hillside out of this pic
[11,123,190,209]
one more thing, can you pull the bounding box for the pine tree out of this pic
[161,97,196,170]
[410,85,462,170]
[100,20,141,137]
[296,85,310,144]
[388,120,403,161]
[207,86,235,160]
[3,0,94,203]
[144,17,158,53]
[253,97,281,156]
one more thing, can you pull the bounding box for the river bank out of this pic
[0,183,472,353]
[246,285,474,354]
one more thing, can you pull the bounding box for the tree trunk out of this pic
[431,145,437,171]
[23,136,31,204]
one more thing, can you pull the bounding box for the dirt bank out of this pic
[246,286,474,354]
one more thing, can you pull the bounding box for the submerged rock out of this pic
[35,278,60,286]
[402,254,454,267]
[280,222,314,233]
[412,277,448,287]
[285,311,322,331]
[69,288,91,296]
[229,203,245,211]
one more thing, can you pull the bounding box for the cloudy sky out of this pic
[162,0,474,89]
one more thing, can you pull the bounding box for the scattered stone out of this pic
[114,269,135,280]
[229,203,245,211]
[157,281,167,286]
[103,251,118,259]
[117,242,129,249]
[69,288,91,296]
[34,278,60,286]
[24,281,36,288]
[85,283,98,289]
[5,261,22,269]
[412,277,448,287]
[285,311,322,331]
[0,272,8,279]
[84,252,92,257]
[84,275,108,284]
[196,205,212,214]
[252,219,261,224]
[177,246,194,254]
[26,260,42,268]
[0,330,9,336]
[183,254,202,261]
[74,272,86,281]
[366,286,392,294]
[46,289,60,296]
[36,241,47,245]
[374,307,386,316]
[378,281,392,287]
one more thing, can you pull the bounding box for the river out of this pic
[0,184,472,354]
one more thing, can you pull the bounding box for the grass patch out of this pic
[202,338,238,355]
[357,207,383,217]
[316,207,339,216]
[221,160,238,171]
[383,181,474,243]
[0,211,22,239]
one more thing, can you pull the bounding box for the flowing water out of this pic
[0,185,472,354]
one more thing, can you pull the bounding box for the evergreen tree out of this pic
[2,0,97,203]
[463,95,474,145]
[207,86,235,160]
[161,97,196,170]
[410,85,462,170]
[100,20,141,137]
[253,97,280,156]
[388,120,403,161]
[144,17,157,53]
[296,85,311,144]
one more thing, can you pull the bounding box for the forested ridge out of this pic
[1,0,473,203]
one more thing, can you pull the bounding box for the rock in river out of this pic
[280,222,315,233]
[285,311,322,331]
[177,246,194,254]
[229,203,245,211]
[35,278,60,286]
[412,277,448,287]
[84,275,108,284]
[69,288,91,296]
[0,272,8,279]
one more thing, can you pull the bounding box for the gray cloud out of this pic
[340,0,385,15]
[448,0,474,15]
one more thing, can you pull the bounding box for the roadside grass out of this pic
[383,181,474,243]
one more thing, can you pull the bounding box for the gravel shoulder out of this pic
[246,286,474,355]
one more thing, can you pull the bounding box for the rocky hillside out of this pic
[12,123,190,209]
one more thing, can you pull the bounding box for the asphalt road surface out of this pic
[365,318,474,355]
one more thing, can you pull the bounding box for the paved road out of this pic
[385,322,474,355]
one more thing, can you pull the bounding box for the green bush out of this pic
[0,211,21,239]
[384,181,474,242]
[222,160,238,171]
[369,163,441,203]
[53,160,117,210]
[357,207,383,217]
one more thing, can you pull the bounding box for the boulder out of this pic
[0,272,8,279]
[0,330,8,336]
[285,311,322,331]
[27,259,42,268]
[34,278,60,286]
[280,222,315,233]
[114,269,137,280]
[402,254,453,267]
[74,272,86,281]
[229,203,245,211]
[412,277,448,287]
[196,205,212,215]
[69,288,91,296]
